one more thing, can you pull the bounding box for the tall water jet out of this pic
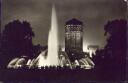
[37,4,59,67]
[47,4,59,66]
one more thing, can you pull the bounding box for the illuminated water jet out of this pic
[47,5,59,66]
[38,4,59,67]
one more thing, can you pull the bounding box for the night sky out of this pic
[2,0,127,51]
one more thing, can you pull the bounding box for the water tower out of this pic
[65,18,84,62]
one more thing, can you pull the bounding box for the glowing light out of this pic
[124,0,127,2]
[83,41,89,52]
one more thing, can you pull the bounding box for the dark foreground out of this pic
[0,67,126,82]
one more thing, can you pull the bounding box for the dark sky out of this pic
[2,0,127,51]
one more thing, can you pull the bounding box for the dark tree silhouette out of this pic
[104,19,127,68]
[92,49,105,69]
[93,19,127,80]
[0,20,35,67]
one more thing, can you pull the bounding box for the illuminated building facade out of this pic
[65,18,84,62]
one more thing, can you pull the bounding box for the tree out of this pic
[93,19,127,80]
[104,19,127,68]
[0,20,35,67]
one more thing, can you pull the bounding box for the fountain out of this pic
[38,4,59,67]
[47,5,59,66]
[7,5,95,69]
[7,4,60,68]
